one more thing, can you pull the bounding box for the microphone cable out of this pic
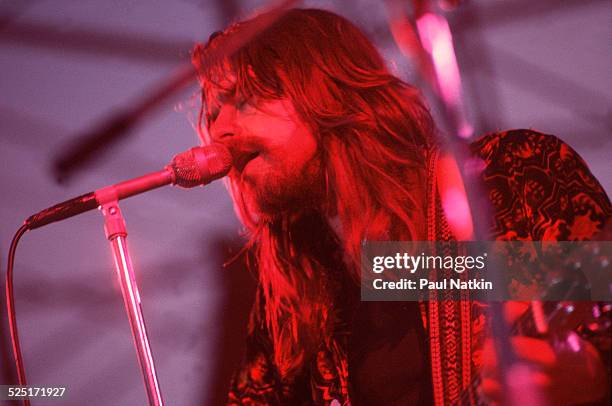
[5,223,30,406]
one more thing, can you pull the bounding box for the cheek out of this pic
[287,136,317,167]
[272,123,317,164]
[237,100,317,170]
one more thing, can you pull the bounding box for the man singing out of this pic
[192,8,610,405]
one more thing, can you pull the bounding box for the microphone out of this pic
[26,144,232,230]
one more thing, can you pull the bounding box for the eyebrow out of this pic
[204,86,234,124]
[208,84,239,110]
[205,78,259,126]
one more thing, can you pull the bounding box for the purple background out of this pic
[1,1,610,404]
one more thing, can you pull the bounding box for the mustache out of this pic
[220,137,262,172]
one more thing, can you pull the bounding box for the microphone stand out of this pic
[98,188,163,406]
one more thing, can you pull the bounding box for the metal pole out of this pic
[99,200,163,406]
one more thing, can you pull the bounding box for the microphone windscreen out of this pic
[171,144,232,187]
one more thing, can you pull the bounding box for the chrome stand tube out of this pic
[99,200,163,406]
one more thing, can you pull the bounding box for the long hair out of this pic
[192,8,435,379]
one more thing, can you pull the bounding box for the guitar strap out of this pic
[424,146,479,405]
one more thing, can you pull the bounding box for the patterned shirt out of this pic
[227,129,611,405]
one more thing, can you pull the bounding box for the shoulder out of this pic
[470,128,584,170]
[469,129,611,240]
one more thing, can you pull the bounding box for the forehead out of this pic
[201,58,265,106]
[202,61,237,104]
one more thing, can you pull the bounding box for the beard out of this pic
[231,153,327,222]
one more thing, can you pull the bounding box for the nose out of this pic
[209,103,239,142]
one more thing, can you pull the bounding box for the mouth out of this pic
[233,151,260,173]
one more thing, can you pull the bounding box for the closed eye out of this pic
[206,108,219,125]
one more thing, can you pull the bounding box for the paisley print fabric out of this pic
[470,130,610,241]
